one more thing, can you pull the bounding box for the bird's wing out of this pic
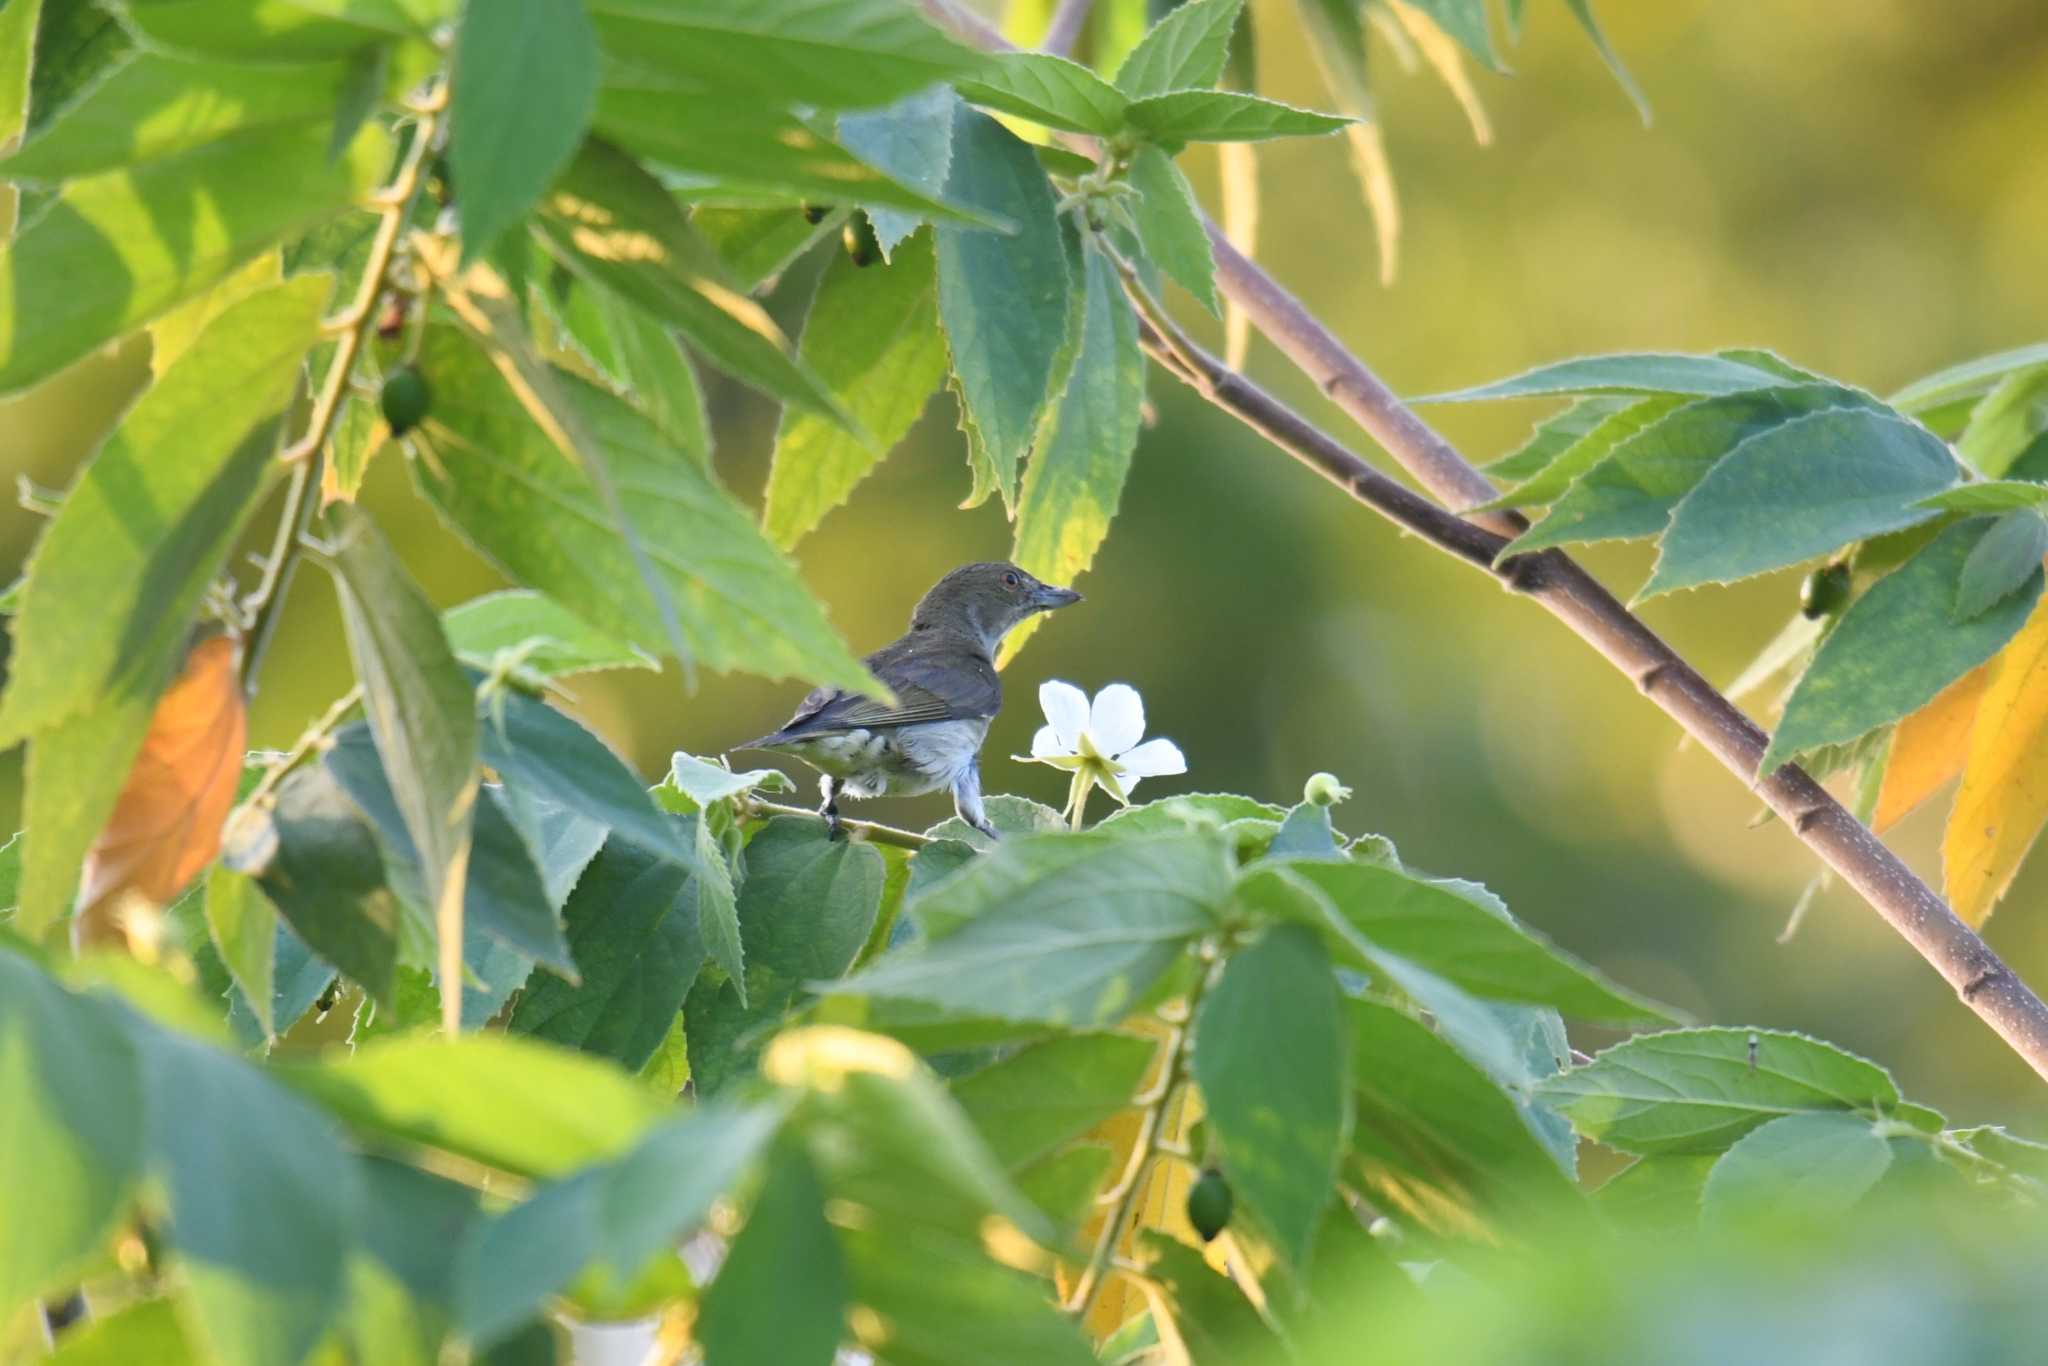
[748,639,999,745]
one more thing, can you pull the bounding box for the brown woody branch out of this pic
[1130,304,2048,1084]
[925,0,2048,1082]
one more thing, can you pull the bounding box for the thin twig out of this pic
[1066,954,1213,1320]
[1042,0,1097,56]
[1129,303,2048,1084]
[241,86,444,695]
[243,684,365,811]
[746,799,931,849]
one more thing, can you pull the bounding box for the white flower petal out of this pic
[1116,737,1186,779]
[1090,683,1145,756]
[1030,723,1068,758]
[1039,680,1089,749]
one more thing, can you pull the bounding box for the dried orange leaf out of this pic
[1874,664,1988,832]
[1945,598,2048,925]
[78,635,246,921]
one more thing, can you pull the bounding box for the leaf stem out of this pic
[242,88,444,695]
[744,798,932,849]
[241,683,365,811]
[1065,950,1214,1322]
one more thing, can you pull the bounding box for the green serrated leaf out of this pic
[697,1138,847,1366]
[450,0,595,262]
[1422,352,1793,404]
[684,816,883,1096]
[1917,479,2048,513]
[4,50,360,181]
[1700,1110,1892,1228]
[839,86,960,259]
[1563,0,1649,122]
[443,590,657,679]
[1347,998,1582,1233]
[1125,89,1351,142]
[765,232,949,549]
[1115,0,1245,98]
[1193,923,1347,1268]
[474,685,678,864]
[1536,1027,1901,1156]
[0,117,383,395]
[204,866,278,1040]
[281,1032,672,1178]
[1642,407,1957,599]
[1005,245,1145,661]
[407,324,879,693]
[1761,517,2043,772]
[1889,341,2048,416]
[506,833,703,1071]
[950,1032,1155,1170]
[0,950,145,1315]
[134,1026,357,1366]
[956,51,1131,135]
[2,275,324,932]
[1956,509,2048,621]
[935,105,1075,513]
[1402,0,1500,70]
[536,138,851,426]
[1504,386,1885,553]
[254,765,405,1008]
[1481,395,1686,511]
[325,504,480,1030]
[1128,144,1219,315]
[835,832,1227,1027]
[587,0,975,111]
[1273,859,1673,1025]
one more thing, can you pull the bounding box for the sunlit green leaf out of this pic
[1537,1028,1901,1156]
[408,324,879,693]
[764,232,949,550]
[1127,144,1220,316]
[1125,90,1350,143]
[1481,396,1685,511]
[1762,518,2042,772]
[281,1033,672,1178]
[443,590,657,679]
[838,86,958,259]
[1917,479,2048,513]
[587,0,975,111]
[0,120,381,394]
[956,52,1130,135]
[1115,0,1245,98]
[1956,509,2048,621]
[204,866,277,1039]
[4,51,358,180]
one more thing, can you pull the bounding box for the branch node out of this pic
[1635,661,1669,696]
[1499,554,1548,595]
[1964,967,2007,1002]
[1793,806,1826,835]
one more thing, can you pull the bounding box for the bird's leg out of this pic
[819,775,845,840]
[952,761,998,842]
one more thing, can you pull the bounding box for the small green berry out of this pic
[1186,1168,1233,1242]
[842,213,880,267]
[380,366,431,437]
[1800,563,1851,618]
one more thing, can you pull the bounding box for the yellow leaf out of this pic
[1344,121,1400,286]
[1387,0,1494,146]
[77,635,246,944]
[1945,597,2048,925]
[1875,664,1988,832]
[1217,140,1259,370]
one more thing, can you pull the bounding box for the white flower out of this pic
[1017,680,1186,828]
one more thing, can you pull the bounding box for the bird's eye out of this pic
[1003,572,1020,589]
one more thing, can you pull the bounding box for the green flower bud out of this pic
[1304,772,1352,807]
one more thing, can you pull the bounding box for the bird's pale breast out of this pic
[782,717,990,798]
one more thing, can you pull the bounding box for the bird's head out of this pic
[909,562,1082,652]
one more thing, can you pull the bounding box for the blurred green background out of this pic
[4,0,2046,1124]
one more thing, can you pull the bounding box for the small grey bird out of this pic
[734,563,1081,839]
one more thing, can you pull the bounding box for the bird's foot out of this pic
[822,805,846,841]
[970,817,1000,843]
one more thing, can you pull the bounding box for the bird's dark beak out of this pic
[1035,584,1083,611]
